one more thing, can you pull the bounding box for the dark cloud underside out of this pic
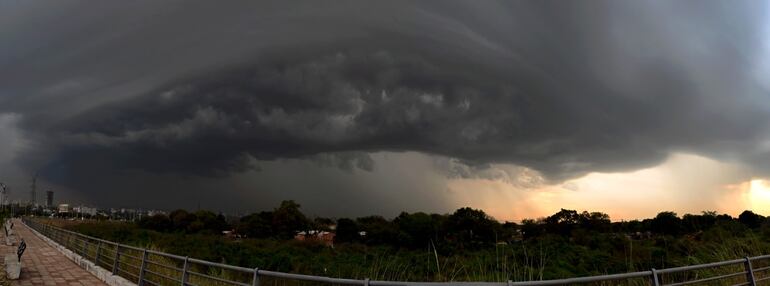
[2,1,770,210]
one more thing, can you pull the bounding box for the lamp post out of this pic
[0,183,6,213]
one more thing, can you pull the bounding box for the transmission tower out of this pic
[0,182,6,206]
[30,174,37,206]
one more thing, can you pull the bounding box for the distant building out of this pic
[82,206,97,216]
[58,204,70,213]
[147,210,167,217]
[73,206,97,216]
[46,191,54,208]
[294,230,336,246]
[222,229,240,239]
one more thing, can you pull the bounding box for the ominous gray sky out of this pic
[3,1,770,219]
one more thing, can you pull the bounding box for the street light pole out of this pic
[0,183,6,213]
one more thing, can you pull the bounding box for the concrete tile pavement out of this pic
[1,219,107,286]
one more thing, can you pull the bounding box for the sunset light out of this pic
[750,179,770,214]
[6,2,770,285]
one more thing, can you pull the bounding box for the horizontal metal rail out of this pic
[664,271,747,286]
[19,217,770,286]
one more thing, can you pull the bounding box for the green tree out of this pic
[187,210,229,234]
[545,209,580,236]
[739,210,764,229]
[169,209,195,232]
[237,211,274,238]
[651,211,681,235]
[334,218,359,243]
[681,212,716,233]
[272,200,309,239]
[138,214,172,231]
[446,207,499,246]
[578,211,611,232]
[357,216,398,245]
[521,218,544,239]
[394,212,436,247]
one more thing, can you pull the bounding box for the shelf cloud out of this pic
[3,1,770,215]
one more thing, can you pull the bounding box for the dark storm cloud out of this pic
[3,0,770,193]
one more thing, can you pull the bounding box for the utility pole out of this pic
[0,182,6,212]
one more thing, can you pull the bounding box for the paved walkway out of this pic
[1,219,107,286]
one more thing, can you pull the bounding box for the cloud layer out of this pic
[2,1,770,212]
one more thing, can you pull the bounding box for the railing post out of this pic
[82,239,88,258]
[95,241,102,265]
[745,257,757,286]
[138,249,148,285]
[364,278,370,286]
[252,267,260,286]
[181,256,190,286]
[112,245,121,275]
[650,268,660,286]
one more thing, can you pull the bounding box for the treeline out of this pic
[75,203,770,281]
[139,201,512,249]
[520,209,758,238]
[138,200,770,250]
[138,209,229,235]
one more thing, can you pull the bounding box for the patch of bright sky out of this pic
[447,153,765,222]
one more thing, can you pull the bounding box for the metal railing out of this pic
[19,217,770,286]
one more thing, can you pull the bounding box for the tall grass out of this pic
[34,218,770,286]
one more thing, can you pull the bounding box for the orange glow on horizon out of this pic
[749,179,770,214]
[444,153,769,222]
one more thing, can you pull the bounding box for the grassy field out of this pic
[43,217,770,284]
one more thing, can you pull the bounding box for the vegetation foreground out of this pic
[45,202,770,283]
